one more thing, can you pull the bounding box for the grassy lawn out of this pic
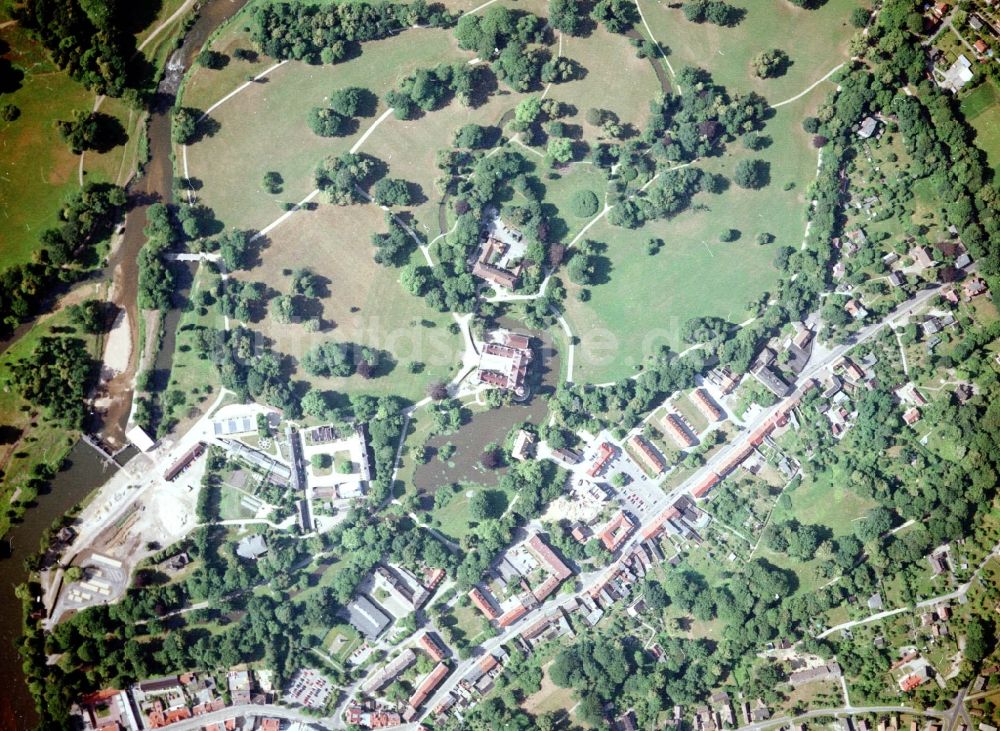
[323,623,363,665]
[961,80,1000,174]
[219,484,257,521]
[0,24,93,267]
[449,600,491,647]
[178,9,278,113]
[768,466,879,538]
[429,482,515,542]
[638,0,856,102]
[523,661,578,716]
[233,203,463,404]
[671,393,709,434]
[183,27,469,232]
[546,23,662,134]
[162,264,225,433]
[563,86,823,383]
[536,163,609,244]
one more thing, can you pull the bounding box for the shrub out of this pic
[570,189,600,218]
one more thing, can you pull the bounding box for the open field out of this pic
[546,23,662,134]
[232,204,463,404]
[962,80,1000,174]
[523,661,578,717]
[430,481,515,542]
[178,6,278,113]
[563,87,825,384]
[183,27,471,232]
[767,466,879,538]
[0,25,93,267]
[638,0,856,102]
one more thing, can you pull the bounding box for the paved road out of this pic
[155,703,330,731]
[735,704,947,731]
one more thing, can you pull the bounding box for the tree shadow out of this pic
[0,424,22,444]
[468,66,499,109]
[293,295,325,322]
[353,88,380,117]
[406,181,429,206]
[0,41,24,94]
[91,112,129,153]
[119,0,164,34]
[193,115,222,144]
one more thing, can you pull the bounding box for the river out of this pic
[100,0,250,449]
[0,443,123,729]
[0,1,249,726]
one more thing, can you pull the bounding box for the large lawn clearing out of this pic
[546,24,662,135]
[0,25,92,267]
[234,203,463,404]
[562,88,826,384]
[767,466,879,538]
[962,80,1000,174]
[638,0,856,103]
[183,27,472,233]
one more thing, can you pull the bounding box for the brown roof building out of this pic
[403,663,450,720]
[468,587,500,619]
[628,434,666,475]
[662,413,697,449]
[691,388,724,421]
[599,511,637,552]
[419,632,447,663]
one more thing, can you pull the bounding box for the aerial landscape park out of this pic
[3,0,1000,730]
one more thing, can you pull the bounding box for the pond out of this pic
[412,320,561,496]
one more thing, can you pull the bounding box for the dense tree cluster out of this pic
[608,165,707,228]
[548,0,589,35]
[0,182,123,335]
[11,336,95,429]
[682,0,744,26]
[590,0,639,33]
[14,0,148,97]
[645,67,770,162]
[249,1,454,64]
[314,152,380,205]
[752,48,790,78]
[137,203,178,311]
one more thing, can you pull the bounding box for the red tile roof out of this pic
[587,442,616,478]
[419,632,447,663]
[691,472,721,499]
[628,434,665,475]
[599,511,637,551]
[498,602,529,627]
[691,389,724,421]
[642,506,681,540]
[407,662,450,711]
[468,587,499,619]
[527,534,572,580]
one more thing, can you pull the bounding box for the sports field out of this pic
[563,85,828,384]
[231,204,463,403]
[638,0,856,102]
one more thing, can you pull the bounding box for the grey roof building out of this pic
[236,534,268,560]
[344,596,392,639]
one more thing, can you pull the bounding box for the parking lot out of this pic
[577,431,666,521]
